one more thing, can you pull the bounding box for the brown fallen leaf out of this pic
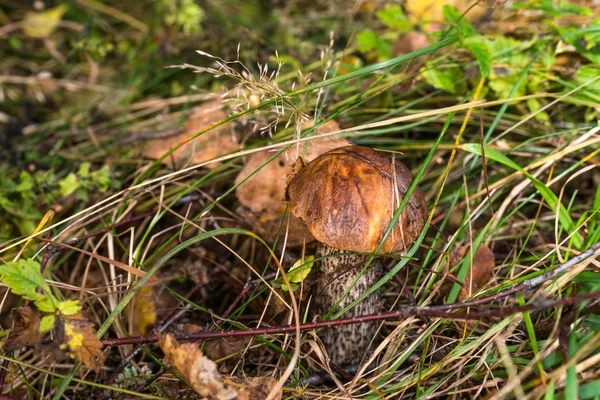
[59,315,104,372]
[237,205,313,247]
[143,98,240,168]
[159,333,237,399]
[390,31,432,93]
[132,284,157,336]
[3,307,41,350]
[449,244,495,302]
[393,31,431,56]
[224,376,280,400]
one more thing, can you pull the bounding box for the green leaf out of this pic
[541,50,555,69]
[357,29,380,52]
[59,173,80,197]
[273,256,315,292]
[566,332,579,398]
[58,300,82,316]
[578,19,600,63]
[90,166,112,192]
[489,74,526,99]
[40,315,56,332]
[15,172,34,193]
[462,144,584,248]
[77,162,91,178]
[0,259,51,301]
[284,256,315,291]
[489,36,527,66]
[526,98,549,122]
[464,36,491,77]
[161,0,204,34]
[580,379,600,399]
[377,5,412,33]
[581,314,600,330]
[423,65,464,94]
[575,66,600,90]
[443,5,477,37]
[35,295,57,313]
[530,0,592,17]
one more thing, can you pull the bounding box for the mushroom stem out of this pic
[312,243,385,366]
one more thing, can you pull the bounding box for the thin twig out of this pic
[101,239,600,347]
[433,240,600,312]
[101,289,600,347]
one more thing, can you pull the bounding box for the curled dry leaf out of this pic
[132,284,157,336]
[224,376,281,400]
[159,333,237,400]
[3,307,41,351]
[449,244,496,302]
[143,98,240,168]
[59,314,104,372]
[235,119,347,245]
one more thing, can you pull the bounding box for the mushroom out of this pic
[285,145,427,366]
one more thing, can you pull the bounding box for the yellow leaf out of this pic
[62,315,104,372]
[132,284,157,335]
[23,4,69,38]
[405,0,488,29]
[282,255,314,291]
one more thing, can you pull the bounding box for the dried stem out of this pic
[100,239,600,348]
[101,289,600,347]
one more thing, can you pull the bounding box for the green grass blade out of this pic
[462,143,584,248]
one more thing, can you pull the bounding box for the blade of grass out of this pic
[461,143,584,248]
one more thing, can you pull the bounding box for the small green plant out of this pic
[155,0,205,34]
[0,163,116,241]
[0,259,104,371]
[357,4,414,61]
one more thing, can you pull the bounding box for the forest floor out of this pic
[1,0,600,399]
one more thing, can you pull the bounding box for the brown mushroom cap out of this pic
[286,145,427,253]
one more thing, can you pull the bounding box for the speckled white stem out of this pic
[312,243,385,366]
